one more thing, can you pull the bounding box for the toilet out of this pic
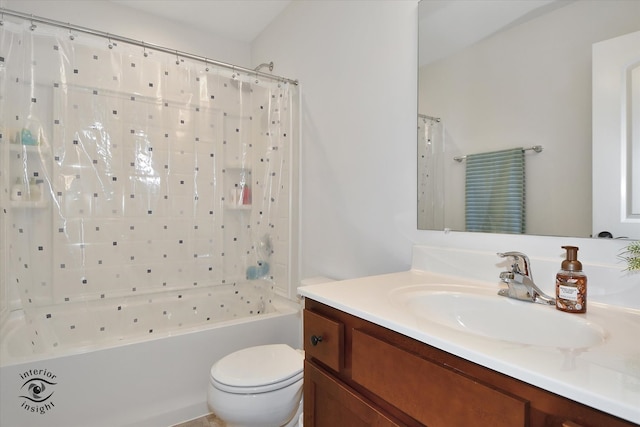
[207,344,304,427]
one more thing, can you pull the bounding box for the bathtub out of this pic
[0,284,302,427]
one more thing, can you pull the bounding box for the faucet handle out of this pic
[497,251,532,279]
[499,271,515,281]
[497,251,528,259]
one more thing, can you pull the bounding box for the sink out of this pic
[390,285,607,348]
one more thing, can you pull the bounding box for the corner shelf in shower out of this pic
[8,143,51,156]
[6,144,51,209]
[223,166,252,210]
[9,199,49,209]
[223,167,252,183]
[225,204,252,210]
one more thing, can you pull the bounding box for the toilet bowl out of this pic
[207,344,304,427]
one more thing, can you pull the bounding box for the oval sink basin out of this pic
[390,286,607,348]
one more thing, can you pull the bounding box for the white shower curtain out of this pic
[417,116,444,230]
[0,13,299,351]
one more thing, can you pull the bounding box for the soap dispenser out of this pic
[555,246,587,313]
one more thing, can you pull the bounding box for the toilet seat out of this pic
[210,344,303,394]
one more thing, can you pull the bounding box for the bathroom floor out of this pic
[172,413,226,427]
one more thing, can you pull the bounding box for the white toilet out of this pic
[207,344,304,427]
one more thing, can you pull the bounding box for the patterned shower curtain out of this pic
[417,116,444,230]
[0,14,298,351]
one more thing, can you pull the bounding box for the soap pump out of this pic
[555,246,587,313]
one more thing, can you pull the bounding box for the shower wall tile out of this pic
[151,263,183,289]
[52,268,84,302]
[195,159,217,178]
[167,172,194,194]
[196,115,221,140]
[169,150,196,174]
[120,54,162,98]
[93,189,124,217]
[271,261,288,291]
[83,219,121,242]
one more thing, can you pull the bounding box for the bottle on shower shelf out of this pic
[241,182,251,205]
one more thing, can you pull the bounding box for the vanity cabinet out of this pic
[303,299,636,427]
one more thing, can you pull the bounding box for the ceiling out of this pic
[418,0,568,66]
[110,0,565,65]
[110,0,292,43]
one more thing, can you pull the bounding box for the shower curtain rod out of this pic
[0,8,299,85]
[453,145,543,162]
[419,113,441,122]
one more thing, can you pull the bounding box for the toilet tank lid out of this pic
[211,344,303,387]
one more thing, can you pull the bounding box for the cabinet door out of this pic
[351,329,528,427]
[304,361,405,427]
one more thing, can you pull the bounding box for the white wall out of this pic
[252,0,419,280]
[1,0,252,67]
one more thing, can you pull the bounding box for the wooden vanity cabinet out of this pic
[303,299,637,427]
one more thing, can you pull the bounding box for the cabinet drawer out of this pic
[352,329,528,427]
[303,310,344,372]
[305,360,404,427]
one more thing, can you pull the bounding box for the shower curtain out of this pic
[417,116,444,230]
[0,13,298,351]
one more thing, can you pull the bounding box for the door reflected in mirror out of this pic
[418,0,640,238]
[592,29,640,239]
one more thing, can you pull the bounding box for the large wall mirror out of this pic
[418,0,640,239]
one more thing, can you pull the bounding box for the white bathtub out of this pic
[0,286,301,427]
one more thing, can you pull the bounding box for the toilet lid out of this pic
[211,344,303,389]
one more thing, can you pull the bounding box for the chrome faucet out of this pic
[497,252,555,305]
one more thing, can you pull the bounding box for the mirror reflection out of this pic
[418,0,640,238]
[592,28,640,239]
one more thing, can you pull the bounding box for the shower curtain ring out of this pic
[205,59,209,72]
[68,27,75,40]
[30,19,37,31]
[175,50,180,65]
[108,36,113,49]
[142,42,148,57]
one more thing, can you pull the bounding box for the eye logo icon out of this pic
[18,369,58,415]
[21,378,55,403]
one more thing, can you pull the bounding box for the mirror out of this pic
[418,0,640,238]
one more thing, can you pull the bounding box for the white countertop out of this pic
[298,270,640,424]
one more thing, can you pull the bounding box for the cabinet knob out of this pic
[310,335,323,346]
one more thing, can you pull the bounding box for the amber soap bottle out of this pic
[555,246,587,313]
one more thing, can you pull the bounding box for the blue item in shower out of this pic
[20,129,38,145]
[246,262,270,280]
